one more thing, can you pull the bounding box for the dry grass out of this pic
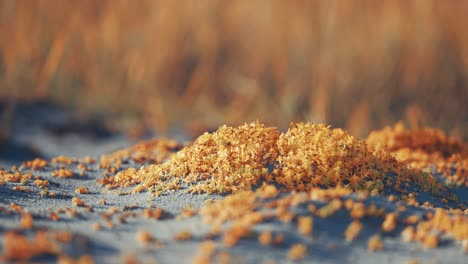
[0,1,467,137]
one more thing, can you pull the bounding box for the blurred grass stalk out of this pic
[0,0,467,138]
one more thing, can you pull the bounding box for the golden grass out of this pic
[0,1,467,137]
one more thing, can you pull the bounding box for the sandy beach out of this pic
[0,105,466,264]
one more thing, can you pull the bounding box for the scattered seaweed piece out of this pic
[75,186,89,194]
[367,122,468,187]
[53,168,74,178]
[287,243,308,261]
[23,158,48,171]
[368,234,384,252]
[100,138,183,166]
[200,185,468,253]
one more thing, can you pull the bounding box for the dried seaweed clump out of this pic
[100,138,183,166]
[273,123,422,194]
[0,230,93,262]
[112,122,446,196]
[366,122,467,187]
[139,122,280,194]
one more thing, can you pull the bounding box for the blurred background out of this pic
[0,0,467,146]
